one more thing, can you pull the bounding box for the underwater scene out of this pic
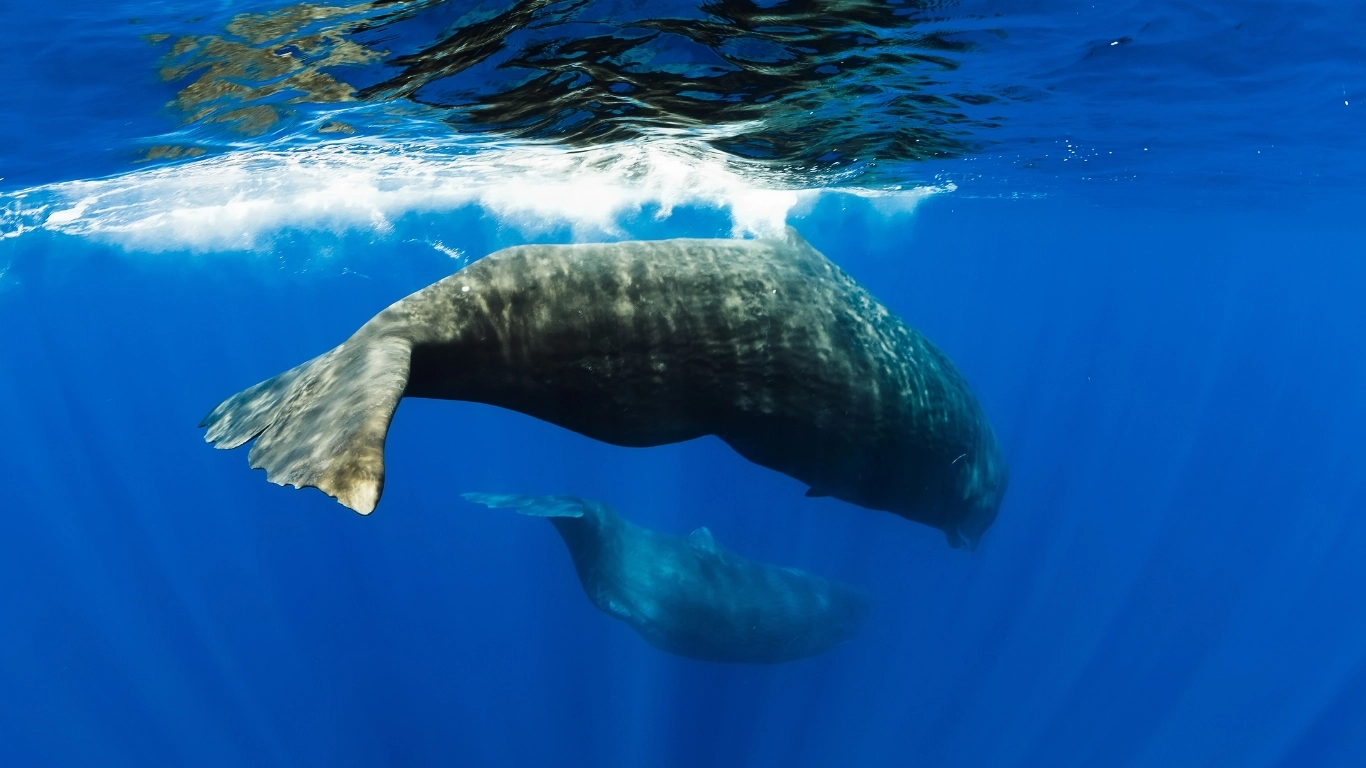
[1,1,1364,765]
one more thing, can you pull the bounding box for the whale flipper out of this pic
[201,336,412,514]
[462,493,587,518]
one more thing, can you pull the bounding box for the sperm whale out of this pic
[463,493,869,663]
[201,228,1007,547]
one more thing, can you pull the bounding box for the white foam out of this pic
[0,137,949,252]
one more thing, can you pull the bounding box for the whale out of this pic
[462,493,869,663]
[201,228,1007,547]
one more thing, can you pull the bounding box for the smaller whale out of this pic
[462,493,870,664]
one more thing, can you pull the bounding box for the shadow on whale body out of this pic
[201,228,1008,548]
[463,493,870,664]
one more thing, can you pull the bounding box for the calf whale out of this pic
[201,228,1007,547]
[462,493,869,663]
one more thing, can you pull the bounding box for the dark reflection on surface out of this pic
[158,4,389,136]
[159,0,1006,175]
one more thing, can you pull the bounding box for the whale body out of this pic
[201,228,1007,547]
[463,493,869,664]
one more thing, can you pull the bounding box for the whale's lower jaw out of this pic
[630,621,856,665]
[592,581,868,665]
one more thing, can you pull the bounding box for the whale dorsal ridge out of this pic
[462,492,586,518]
[689,527,719,553]
[775,225,813,249]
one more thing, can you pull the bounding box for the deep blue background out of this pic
[2,194,1364,766]
[3,0,1366,765]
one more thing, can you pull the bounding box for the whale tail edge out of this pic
[200,336,413,514]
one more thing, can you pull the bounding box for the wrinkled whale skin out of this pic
[202,228,1007,547]
[464,493,869,664]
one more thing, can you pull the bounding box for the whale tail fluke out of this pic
[200,336,413,514]
[462,493,587,518]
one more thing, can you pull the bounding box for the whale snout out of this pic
[836,590,873,641]
[810,585,872,651]
[947,446,1009,549]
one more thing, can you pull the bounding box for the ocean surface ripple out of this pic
[1,0,1363,247]
[158,0,1001,178]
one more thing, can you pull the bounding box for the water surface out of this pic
[1,1,1364,766]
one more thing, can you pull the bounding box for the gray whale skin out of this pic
[463,492,869,664]
[201,228,1007,547]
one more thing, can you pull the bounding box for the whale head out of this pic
[945,440,1010,550]
[828,584,873,645]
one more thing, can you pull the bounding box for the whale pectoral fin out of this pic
[462,493,587,518]
[688,527,718,553]
[804,487,831,498]
[202,335,413,515]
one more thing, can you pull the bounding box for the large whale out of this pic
[201,228,1007,547]
[462,492,869,663]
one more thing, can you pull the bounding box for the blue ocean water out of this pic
[2,1,1364,766]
